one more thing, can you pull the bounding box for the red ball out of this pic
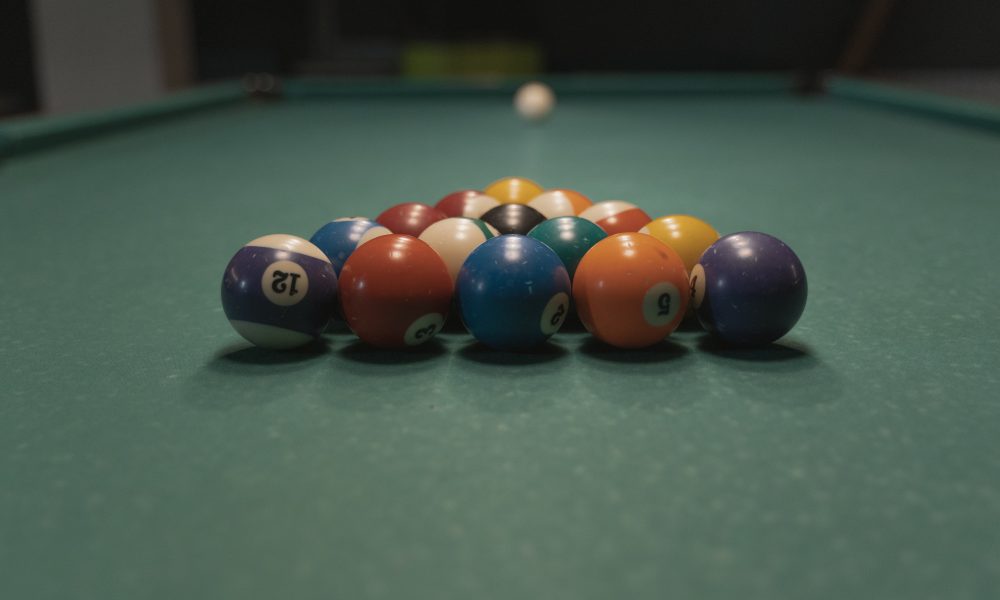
[376,202,447,237]
[434,190,500,219]
[579,200,652,235]
[339,235,453,348]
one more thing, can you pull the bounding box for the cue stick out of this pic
[838,0,899,74]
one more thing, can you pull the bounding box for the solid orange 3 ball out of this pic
[573,233,690,348]
[339,235,453,348]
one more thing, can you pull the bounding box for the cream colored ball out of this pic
[514,82,555,122]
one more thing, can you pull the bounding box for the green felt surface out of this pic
[829,76,1000,133]
[0,84,244,157]
[2,78,1000,600]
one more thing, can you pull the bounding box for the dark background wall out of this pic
[2,0,999,116]
[875,0,1000,67]
[190,0,1000,77]
[0,0,37,115]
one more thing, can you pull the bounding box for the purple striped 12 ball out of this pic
[221,234,338,349]
[690,231,807,346]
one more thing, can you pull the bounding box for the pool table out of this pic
[2,75,999,599]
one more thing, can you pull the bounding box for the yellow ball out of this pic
[639,215,720,273]
[484,176,544,204]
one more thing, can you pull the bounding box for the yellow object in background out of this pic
[484,176,545,205]
[640,215,721,272]
[402,41,543,77]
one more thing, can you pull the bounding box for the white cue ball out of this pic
[514,82,556,122]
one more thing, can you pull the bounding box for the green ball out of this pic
[527,216,608,280]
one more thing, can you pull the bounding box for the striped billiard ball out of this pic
[434,190,501,219]
[527,189,593,218]
[221,234,338,349]
[579,200,652,235]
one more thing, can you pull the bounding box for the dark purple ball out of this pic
[691,232,807,346]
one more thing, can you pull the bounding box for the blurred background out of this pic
[1,0,998,118]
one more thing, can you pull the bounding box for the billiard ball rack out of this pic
[221,176,808,352]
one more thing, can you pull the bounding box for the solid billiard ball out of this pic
[527,216,607,280]
[639,215,720,273]
[483,176,544,205]
[691,232,807,346]
[457,235,571,350]
[480,203,546,235]
[573,233,689,348]
[434,189,501,219]
[339,235,453,348]
[221,234,338,349]
[579,200,652,235]
[514,82,556,122]
[527,189,593,218]
[376,202,447,237]
[418,217,499,282]
[309,217,391,275]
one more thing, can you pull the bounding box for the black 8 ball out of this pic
[481,204,547,236]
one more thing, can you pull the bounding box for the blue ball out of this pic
[457,235,572,350]
[309,218,391,275]
[691,231,808,346]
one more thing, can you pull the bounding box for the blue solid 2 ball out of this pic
[457,235,572,350]
[691,231,807,347]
